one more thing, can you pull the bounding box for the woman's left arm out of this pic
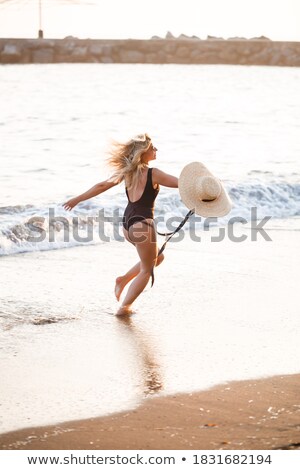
[62,178,119,211]
[152,168,178,188]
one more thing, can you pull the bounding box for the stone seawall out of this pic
[0,38,299,66]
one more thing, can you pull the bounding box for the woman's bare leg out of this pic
[115,253,164,301]
[115,225,164,301]
[114,262,139,302]
[116,221,159,315]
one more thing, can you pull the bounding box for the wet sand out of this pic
[1,373,299,450]
[1,223,300,442]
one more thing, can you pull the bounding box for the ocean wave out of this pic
[0,204,35,215]
[228,181,300,220]
[0,180,299,256]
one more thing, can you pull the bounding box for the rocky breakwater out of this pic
[0,37,299,66]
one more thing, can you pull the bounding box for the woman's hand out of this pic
[62,178,120,211]
[62,197,81,211]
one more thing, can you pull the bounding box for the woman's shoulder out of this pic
[151,167,163,181]
[151,167,160,190]
[151,167,178,188]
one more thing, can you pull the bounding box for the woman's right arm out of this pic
[62,178,119,211]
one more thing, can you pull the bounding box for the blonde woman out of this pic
[63,133,178,316]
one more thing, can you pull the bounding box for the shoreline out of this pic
[1,373,299,450]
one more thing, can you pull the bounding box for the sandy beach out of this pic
[1,373,299,450]
[1,57,300,455]
[1,223,300,449]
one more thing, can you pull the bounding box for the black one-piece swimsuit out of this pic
[122,167,159,232]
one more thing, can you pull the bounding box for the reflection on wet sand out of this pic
[116,315,163,397]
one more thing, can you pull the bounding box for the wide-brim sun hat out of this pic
[178,162,233,217]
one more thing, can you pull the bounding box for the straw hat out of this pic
[178,162,232,217]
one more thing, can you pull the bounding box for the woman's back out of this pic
[123,167,159,232]
[125,167,159,205]
[125,167,149,203]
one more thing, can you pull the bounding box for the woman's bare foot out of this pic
[114,276,127,302]
[115,305,133,316]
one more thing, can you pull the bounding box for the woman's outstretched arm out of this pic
[62,178,119,211]
[152,168,178,188]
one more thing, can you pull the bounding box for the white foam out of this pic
[1,180,300,256]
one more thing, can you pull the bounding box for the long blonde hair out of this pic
[106,133,152,191]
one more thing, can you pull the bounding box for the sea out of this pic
[1,64,300,257]
[0,63,300,433]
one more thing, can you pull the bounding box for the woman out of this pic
[63,133,178,316]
